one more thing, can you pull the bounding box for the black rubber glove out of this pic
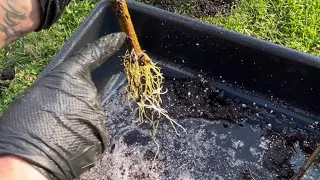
[0,32,126,180]
[36,0,72,31]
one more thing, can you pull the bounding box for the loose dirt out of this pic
[0,67,15,91]
[162,77,252,124]
[1,67,15,81]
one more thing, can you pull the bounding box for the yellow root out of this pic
[111,0,185,135]
[122,50,186,136]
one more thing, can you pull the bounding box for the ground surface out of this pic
[0,0,319,114]
[145,0,238,17]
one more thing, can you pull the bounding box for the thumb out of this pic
[61,32,126,73]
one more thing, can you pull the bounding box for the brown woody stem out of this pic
[293,145,320,180]
[110,0,150,65]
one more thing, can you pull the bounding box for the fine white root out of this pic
[151,137,160,170]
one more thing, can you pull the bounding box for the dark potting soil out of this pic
[150,0,239,18]
[0,67,15,91]
[261,131,296,179]
[162,77,251,124]
[78,75,320,180]
[1,67,15,81]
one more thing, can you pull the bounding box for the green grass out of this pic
[0,0,99,115]
[0,0,319,115]
[203,0,320,57]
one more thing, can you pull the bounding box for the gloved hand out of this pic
[0,32,126,180]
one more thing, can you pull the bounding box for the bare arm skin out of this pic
[0,156,47,180]
[0,0,42,49]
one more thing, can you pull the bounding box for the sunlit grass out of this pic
[0,0,99,115]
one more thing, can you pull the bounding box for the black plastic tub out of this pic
[43,1,320,179]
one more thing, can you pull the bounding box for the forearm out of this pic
[0,0,42,49]
[0,156,47,180]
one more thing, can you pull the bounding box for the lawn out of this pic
[0,0,99,115]
[0,0,319,115]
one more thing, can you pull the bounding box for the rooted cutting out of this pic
[110,0,185,135]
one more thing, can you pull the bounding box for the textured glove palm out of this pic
[0,32,126,180]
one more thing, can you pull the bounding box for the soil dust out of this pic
[78,73,320,180]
